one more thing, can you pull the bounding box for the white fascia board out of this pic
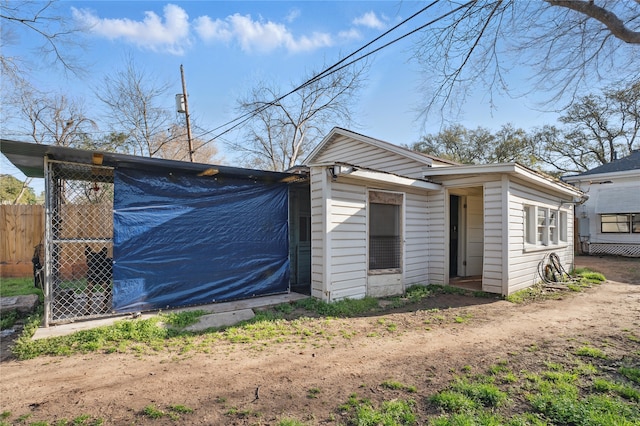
[422,163,518,177]
[512,164,583,197]
[347,169,442,191]
[423,163,582,197]
[564,169,640,183]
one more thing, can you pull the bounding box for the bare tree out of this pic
[232,63,367,171]
[17,87,97,147]
[533,81,640,173]
[96,56,174,158]
[413,1,640,120]
[0,0,84,76]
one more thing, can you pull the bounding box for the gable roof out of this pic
[304,127,459,167]
[572,149,640,177]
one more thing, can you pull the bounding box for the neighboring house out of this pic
[564,150,640,257]
[305,128,584,301]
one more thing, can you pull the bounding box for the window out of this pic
[601,213,640,233]
[537,208,547,245]
[525,205,568,247]
[559,211,568,242]
[369,191,402,270]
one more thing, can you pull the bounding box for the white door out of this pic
[465,195,483,276]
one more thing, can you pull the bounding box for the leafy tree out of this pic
[409,123,535,167]
[533,81,640,173]
[0,174,37,204]
[232,62,367,171]
[413,1,639,118]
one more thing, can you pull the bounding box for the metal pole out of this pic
[180,64,194,162]
[43,157,52,327]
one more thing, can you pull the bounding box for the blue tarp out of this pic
[112,168,289,312]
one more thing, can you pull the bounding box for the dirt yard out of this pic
[0,255,638,425]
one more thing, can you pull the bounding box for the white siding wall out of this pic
[327,180,368,300]
[310,167,326,299]
[405,192,430,285]
[311,168,432,301]
[313,135,429,179]
[427,191,446,284]
[483,180,504,294]
[507,178,574,294]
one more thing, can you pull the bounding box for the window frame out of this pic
[525,204,569,250]
[368,190,403,273]
[600,213,640,234]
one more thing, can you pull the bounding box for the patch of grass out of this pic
[0,277,43,300]
[502,372,518,384]
[348,399,417,426]
[573,362,598,376]
[278,419,306,426]
[141,404,164,419]
[450,378,507,408]
[404,284,433,302]
[530,390,639,425]
[273,302,294,314]
[12,316,172,360]
[0,310,18,330]
[431,411,505,426]
[427,284,468,295]
[619,366,640,384]
[162,310,205,328]
[381,380,417,393]
[307,387,321,399]
[169,404,194,414]
[488,362,510,375]
[294,296,379,317]
[430,390,478,412]
[579,271,606,282]
[575,345,607,359]
[453,314,472,324]
[505,284,546,304]
[593,378,640,401]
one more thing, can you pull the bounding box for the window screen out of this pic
[369,191,402,270]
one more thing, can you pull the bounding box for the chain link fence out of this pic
[45,160,114,325]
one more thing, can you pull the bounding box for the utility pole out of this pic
[179,64,194,162]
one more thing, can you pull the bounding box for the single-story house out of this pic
[305,128,584,301]
[1,128,584,324]
[564,150,640,257]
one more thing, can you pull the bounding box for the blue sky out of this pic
[2,1,571,187]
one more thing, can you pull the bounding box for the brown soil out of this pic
[0,255,638,425]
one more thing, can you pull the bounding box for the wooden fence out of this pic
[1,205,45,277]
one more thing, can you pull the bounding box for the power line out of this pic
[195,1,467,146]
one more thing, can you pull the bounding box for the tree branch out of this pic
[545,0,640,44]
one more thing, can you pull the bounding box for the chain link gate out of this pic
[44,159,114,326]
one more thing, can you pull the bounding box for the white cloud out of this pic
[353,11,387,30]
[338,28,362,42]
[72,4,191,55]
[194,13,333,54]
[284,8,301,23]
